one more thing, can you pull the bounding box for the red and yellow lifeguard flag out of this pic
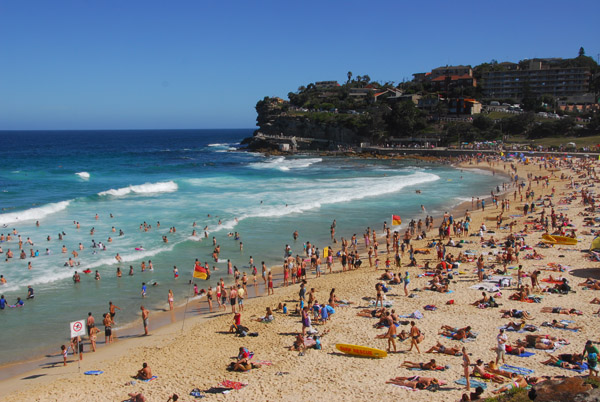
[392,215,402,226]
[193,262,208,280]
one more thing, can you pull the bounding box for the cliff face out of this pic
[257,115,361,143]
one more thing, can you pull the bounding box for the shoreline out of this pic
[0,157,513,396]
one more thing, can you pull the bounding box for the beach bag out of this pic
[417,331,425,344]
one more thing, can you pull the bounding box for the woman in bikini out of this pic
[167,289,174,311]
[400,359,437,370]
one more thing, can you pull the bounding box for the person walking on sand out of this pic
[496,328,507,365]
[267,270,274,295]
[409,321,421,353]
[462,346,470,391]
[141,305,149,335]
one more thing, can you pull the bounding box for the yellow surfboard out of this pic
[542,234,577,245]
[335,343,387,358]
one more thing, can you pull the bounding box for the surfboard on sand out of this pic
[335,343,387,358]
[542,234,577,245]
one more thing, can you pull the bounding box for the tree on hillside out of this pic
[579,47,585,57]
[347,71,353,83]
[446,122,479,144]
[472,115,494,132]
[386,100,426,137]
[501,112,535,136]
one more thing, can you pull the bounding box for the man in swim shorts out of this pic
[141,305,149,336]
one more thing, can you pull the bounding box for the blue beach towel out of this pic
[455,377,487,389]
[500,365,534,375]
[84,370,104,375]
[515,351,535,358]
[142,375,158,382]
[564,362,588,374]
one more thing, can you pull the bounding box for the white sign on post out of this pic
[70,319,86,338]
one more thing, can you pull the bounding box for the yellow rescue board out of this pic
[542,234,578,245]
[335,343,387,358]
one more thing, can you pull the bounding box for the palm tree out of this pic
[347,71,353,83]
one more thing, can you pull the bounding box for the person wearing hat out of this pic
[583,340,600,376]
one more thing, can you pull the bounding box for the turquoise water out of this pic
[0,129,504,364]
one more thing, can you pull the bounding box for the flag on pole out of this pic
[193,261,208,280]
[392,215,402,226]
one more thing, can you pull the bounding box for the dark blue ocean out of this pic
[0,129,504,364]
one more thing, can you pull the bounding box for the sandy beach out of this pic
[2,155,599,402]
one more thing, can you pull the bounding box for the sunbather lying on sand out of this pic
[500,309,533,320]
[543,319,581,330]
[515,334,568,350]
[426,342,462,356]
[357,307,386,318]
[438,326,473,340]
[400,359,438,370]
[541,307,582,315]
[541,355,582,370]
[472,359,506,383]
[491,376,530,394]
[386,376,442,390]
[486,361,516,378]
[503,320,527,331]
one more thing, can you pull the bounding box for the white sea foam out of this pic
[249,156,322,171]
[0,200,71,225]
[208,172,440,233]
[97,181,178,197]
[75,171,90,180]
[81,245,174,270]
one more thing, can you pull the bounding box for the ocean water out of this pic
[0,129,505,365]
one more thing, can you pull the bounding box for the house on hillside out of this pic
[430,65,473,80]
[315,81,340,89]
[557,93,599,112]
[448,98,482,115]
[349,88,372,97]
[430,75,477,91]
[373,88,404,102]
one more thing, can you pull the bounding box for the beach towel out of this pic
[455,377,487,389]
[389,384,417,391]
[500,365,534,375]
[369,300,393,307]
[568,362,588,374]
[219,380,247,390]
[84,370,103,375]
[141,376,157,382]
[515,351,535,357]
[542,279,565,284]
[470,283,500,292]
[408,366,447,371]
[500,325,537,333]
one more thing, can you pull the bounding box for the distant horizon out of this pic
[0,127,256,132]
[1,0,598,130]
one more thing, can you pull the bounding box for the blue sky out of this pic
[1,0,598,130]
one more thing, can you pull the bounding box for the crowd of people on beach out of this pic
[4,152,600,402]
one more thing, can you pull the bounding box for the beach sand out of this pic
[2,156,599,402]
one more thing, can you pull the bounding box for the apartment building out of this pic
[482,60,590,99]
